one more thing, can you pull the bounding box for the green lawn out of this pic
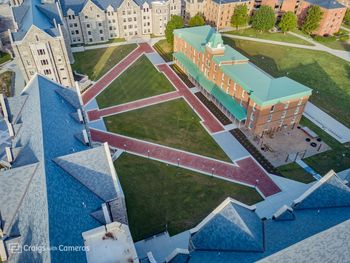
[72,44,137,80]
[0,51,11,64]
[154,39,173,62]
[104,98,231,162]
[299,117,350,175]
[277,162,315,183]
[319,39,350,51]
[115,153,262,241]
[96,55,174,108]
[225,28,313,46]
[223,37,350,128]
[342,23,350,30]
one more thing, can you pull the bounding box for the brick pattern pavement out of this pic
[90,129,281,197]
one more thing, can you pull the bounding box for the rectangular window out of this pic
[270,105,275,112]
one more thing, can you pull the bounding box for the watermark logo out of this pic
[8,243,22,254]
[8,243,89,254]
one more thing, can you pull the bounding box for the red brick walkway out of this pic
[90,129,281,197]
[82,43,154,105]
[157,63,224,133]
[88,91,181,121]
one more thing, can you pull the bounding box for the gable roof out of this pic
[11,0,62,41]
[0,74,114,263]
[292,170,350,210]
[190,198,263,252]
[53,143,121,201]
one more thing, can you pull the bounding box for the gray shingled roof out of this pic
[190,198,263,252]
[292,171,350,210]
[0,163,38,234]
[53,144,120,201]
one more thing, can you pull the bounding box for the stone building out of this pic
[60,0,182,45]
[9,0,74,87]
[173,26,312,136]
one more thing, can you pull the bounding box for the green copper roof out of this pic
[174,25,215,52]
[221,64,312,106]
[174,52,247,121]
[212,45,249,64]
[208,32,224,48]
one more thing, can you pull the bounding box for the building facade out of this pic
[185,0,346,35]
[203,0,254,29]
[9,0,74,87]
[61,0,181,45]
[173,26,312,136]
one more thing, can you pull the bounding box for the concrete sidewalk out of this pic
[303,102,350,143]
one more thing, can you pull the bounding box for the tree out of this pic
[278,11,297,33]
[165,15,184,44]
[231,4,249,29]
[251,6,275,31]
[188,13,205,27]
[301,5,323,34]
[343,9,350,24]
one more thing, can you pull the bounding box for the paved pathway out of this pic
[157,63,224,133]
[296,159,322,180]
[82,43,154,105]
[303,102,350,143]
[223,33,350,62]
[88,91,181,121]
[90,129,281,197]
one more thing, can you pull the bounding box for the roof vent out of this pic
[77,109,84,123]
[5,119,14,138]
[0,94,8,119]
[82,129,89,145]
[5,147,13,164]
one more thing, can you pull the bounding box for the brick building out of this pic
[296,0,346,35]
[203,0,254,29]
[173,26,312,136]
[187,0,346,35]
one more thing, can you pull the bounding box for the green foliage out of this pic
[231,4,249,29]
[301,5,323,34]
[314,35,336,42]
[165,15,184,44]
[251,6,275,31]
[188,13,205,27]
[344,9,350,24]
[278,11,297,33]
[339,34,349,41]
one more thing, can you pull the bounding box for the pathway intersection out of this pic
[83,42,281,198]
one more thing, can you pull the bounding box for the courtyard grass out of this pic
[277,162,315,183]
[154,39,173,62]
[225,28,313,46]
[223,37,350,128]
[71,43,137,80]
[0,51,11,65]
[104,98,231,162]
[96,55,174,108]
[115,153,262,241]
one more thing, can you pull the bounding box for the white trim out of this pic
[165,248,189,263]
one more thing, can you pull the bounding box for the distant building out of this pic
[59,0,182,45]
[173,26,312,136]
[165,170,350,262]
[296,0,346,36]
[184,0,346,35]
[9,0,74,87]
[204,0,254,29]
[0,74,130,263]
